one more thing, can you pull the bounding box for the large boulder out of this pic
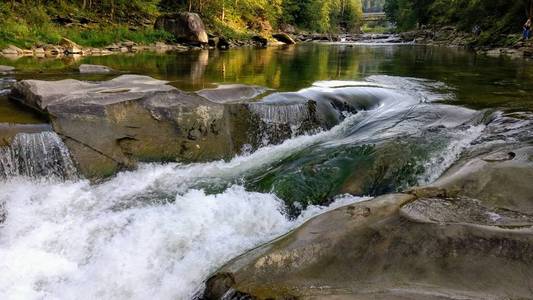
[10,75,251,179]
[202,189,533,299]
[155,12,209,44]
[59,37,82,54]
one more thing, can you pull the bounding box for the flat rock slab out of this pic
[79,64,113,74]
[12,74,176,111]
[9,75,259,179]
[401,197,533,227]
[202,188,533,299]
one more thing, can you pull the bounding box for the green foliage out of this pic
[65,27,175,47]
[0,0,172,48]
[0,0,364,49]
[384,0,533,43]
[362,0,385,13]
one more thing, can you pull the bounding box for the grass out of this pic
[0,21,175,49]
[64,27,175,48]
[361,24,391,34]
[0,2,175,49]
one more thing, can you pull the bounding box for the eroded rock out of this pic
[10,75,250,179]
[432,147,533,213]
[202,190,533,299]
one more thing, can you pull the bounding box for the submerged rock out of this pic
[155,13,209,44]
[79,64,113,74]
[0,123,51,146]
[0,131,78,180]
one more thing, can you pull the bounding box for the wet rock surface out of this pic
[201,128,533,299]
[9,75,245,178]
[202,192,533,299]
[10,77,357,179]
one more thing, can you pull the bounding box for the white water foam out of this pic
[0,178,366,300]
[0,113,370,300]
[418,125,485,185]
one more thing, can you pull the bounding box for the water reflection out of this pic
[1,44,533,111]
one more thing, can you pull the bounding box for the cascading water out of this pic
[248,102,312,125]
[0,132,78,180]
[247,101,320,146]
[0,76,492,300]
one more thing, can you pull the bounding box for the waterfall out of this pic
[247,102,321,147]
[248,102,312,125]
[0,132,78,180]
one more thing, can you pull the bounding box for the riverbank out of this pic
[400,26,533,59]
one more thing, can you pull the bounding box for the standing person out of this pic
[524,18,532,40]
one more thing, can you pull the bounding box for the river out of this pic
[0,44,532,299]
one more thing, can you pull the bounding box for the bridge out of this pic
[363,12,387,22]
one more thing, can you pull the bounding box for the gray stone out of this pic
[202,136,533,299]
[10,75,254,179]
[79,64,113,74]
[59,38,82,54]
[203,190,533,299]
[155,12,209,44]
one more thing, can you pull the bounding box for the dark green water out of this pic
[1,44,533,125]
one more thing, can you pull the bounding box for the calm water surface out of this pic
[1,44,533,125]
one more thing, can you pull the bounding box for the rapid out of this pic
[0,74,489,299]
